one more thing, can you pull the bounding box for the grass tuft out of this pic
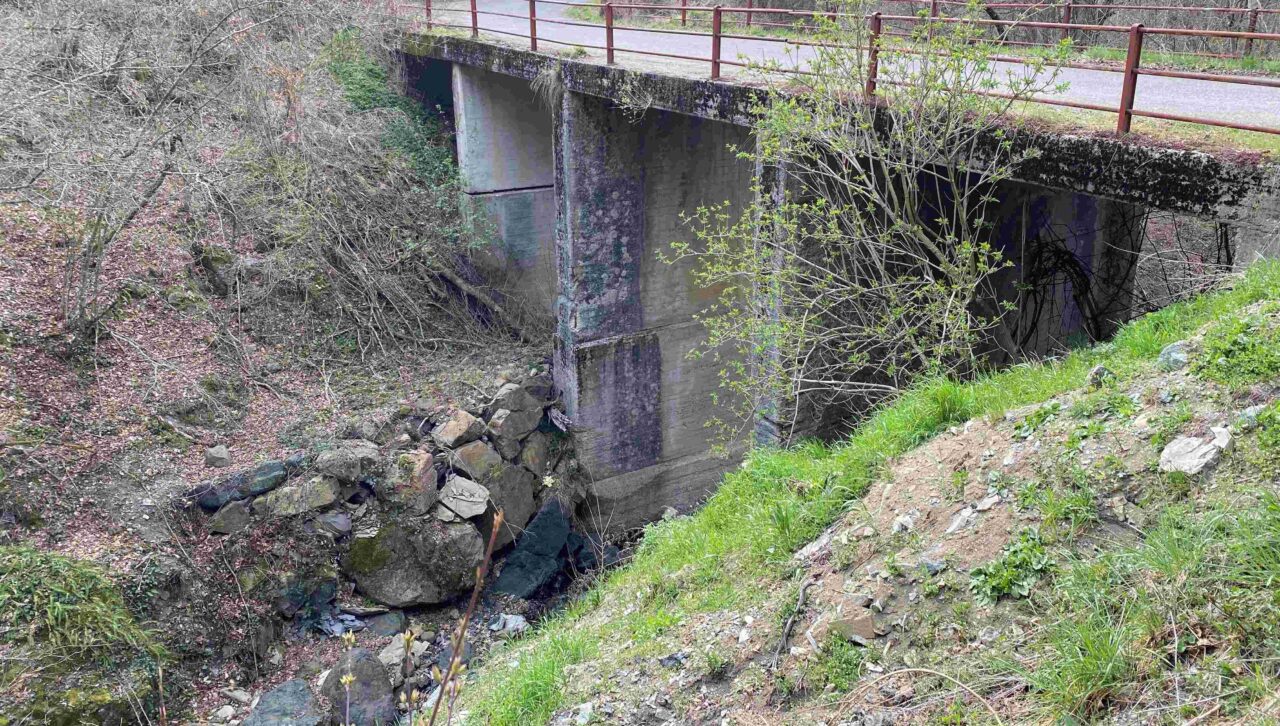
[0,546,161,659]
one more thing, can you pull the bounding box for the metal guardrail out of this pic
[404,0,1280,137]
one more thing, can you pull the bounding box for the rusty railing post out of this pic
[424,0,432,29]
[1117,23,1144,134]
[711,6,723,79]
[605,3,615,64]
[1244,6,1260,58]
[747,0,754,28]
[866,12,882,98]
[681,0,688,27]
[529,0,538,51]
[1061,0,1073,44]
[470,0,478,37]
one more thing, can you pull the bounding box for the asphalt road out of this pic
[428,0,1280,133]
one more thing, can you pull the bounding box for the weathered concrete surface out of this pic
[990,183,1146,355]
[552,90,753,530]
[451,65,557,314]
[405,35,1280,226]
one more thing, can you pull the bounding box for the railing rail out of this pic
[398,0,1280,138]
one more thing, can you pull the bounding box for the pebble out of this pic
[944,506,976,534]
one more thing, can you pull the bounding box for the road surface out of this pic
[426,0,1280,132]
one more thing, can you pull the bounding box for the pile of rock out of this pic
[186,373,565,609]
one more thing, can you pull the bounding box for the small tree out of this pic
[668,0,1067,441]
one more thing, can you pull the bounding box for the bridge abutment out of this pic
[553,91,754,530]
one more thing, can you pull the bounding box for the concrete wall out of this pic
[989,183,1146,356]
[553,90,754,531]
[452,66,557,316]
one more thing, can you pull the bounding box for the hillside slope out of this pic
[461,262,1280,725]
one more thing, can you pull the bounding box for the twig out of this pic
[427,510,505,726]
[771,577,814,669]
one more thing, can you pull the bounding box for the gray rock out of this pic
[316,511,352,537]
[1157,341,1190,371]
[432,408,485,448]
[492,382,542,412]
[316,440,380,484]
[212,704,236,722]
[494,500,571,599]
[1211,425,1234,452]
[377,636,427,667]
[829,612,877,646]
[242,680,324,726]
[192,461,285,512]
[365,610,406,636]
[489,408,542,443]
[1086,364,1114,389]
[488,612,529,638]
[205,444,232,468]
[245,461,288,497]
[975,493,1001,512]
[1159,436,1221,475]
[451,440,504,482]
[480,465,538,549]
[210,500,252,535]
[438,474,490,520]
[520,431,552,475]
[1238,404,1267,431]
[257,475,341,518]
[342,522,484,607]
[944,506,976,535]
[891,513,914,534]
[320,648,396,726]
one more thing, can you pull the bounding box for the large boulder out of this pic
[342,522,484,607]
[242,680,324,726]
[316,440,380,483]
[494,499,571,599]
[489,408,542,442]
[1157,341,1190,372]
[257,475,341,517]
[1159,436,1221,475]
[209,500,252,534]
[520,431,552,475]
[319,648,396,726]
[491,382,543,413]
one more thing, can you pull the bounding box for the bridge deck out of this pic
[424,0,1280,135]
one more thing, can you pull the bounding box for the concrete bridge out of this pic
[400,32,1280,531]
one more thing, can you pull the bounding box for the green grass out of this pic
[1080,45,1280,75]
[1026,496,1280,720]
[1192,306,1280,388]
[0,546,160,659]
[462,261,1280,724]
[326,30,456,186]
